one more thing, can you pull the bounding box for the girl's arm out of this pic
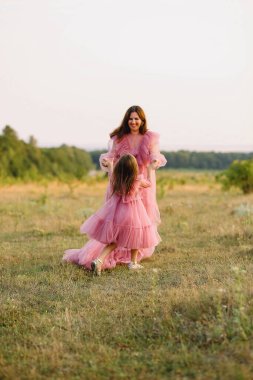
[107,160,114,177]
[147,164,152,182]
[139,170,151,188]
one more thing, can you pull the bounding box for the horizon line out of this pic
[39,143,253,153]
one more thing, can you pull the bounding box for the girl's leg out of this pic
[99,243,117,262]
[128,249,143,270]
[91,243,117,276]
[131,249,138,264]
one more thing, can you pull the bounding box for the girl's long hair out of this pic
[110,105,148,140]
[111,154,138,196]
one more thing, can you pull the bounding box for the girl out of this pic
[63,106,166,270]
[80,154,161,275]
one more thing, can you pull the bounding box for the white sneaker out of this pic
[91,258,102,276]
[128,262,143,270]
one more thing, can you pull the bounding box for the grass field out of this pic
[0,172,253,379]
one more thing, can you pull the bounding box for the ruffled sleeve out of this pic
[139,131,167,169]
[148,132,167,169]
[99,137,117,172]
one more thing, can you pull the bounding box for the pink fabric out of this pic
[80,177,161,249]
[100,131,167,172]
[100,131,167,225]
[63,131,166,270]
[63,240,155,270]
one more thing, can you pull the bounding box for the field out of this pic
[0,171,253,380]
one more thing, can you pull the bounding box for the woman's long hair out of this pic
[110,105,148,140]
[111,154,138,196]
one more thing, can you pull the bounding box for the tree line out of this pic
[90,150,253,170]
[1,126,253,180]
[0,126,93,180]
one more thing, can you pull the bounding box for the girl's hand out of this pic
[102,158,108,167]
[150,159,159,170]
[141,180,151,188]
[107,159,113,173]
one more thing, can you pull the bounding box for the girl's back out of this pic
[80,155,160,249]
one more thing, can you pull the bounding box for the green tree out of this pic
[0,126,94,180]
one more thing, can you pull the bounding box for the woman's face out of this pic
[128,112,142,133]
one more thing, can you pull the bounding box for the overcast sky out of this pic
[0,0,253,151]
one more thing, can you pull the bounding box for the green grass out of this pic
[0,174,253,379]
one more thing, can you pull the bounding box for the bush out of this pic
[217,159,253,194]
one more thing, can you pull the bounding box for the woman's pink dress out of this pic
[80,176,161,249]
[63,131,167,270]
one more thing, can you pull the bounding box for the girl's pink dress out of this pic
[80,176,161,249]
[63,131,167,270]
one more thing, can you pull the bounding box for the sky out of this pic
[0,0,253,152]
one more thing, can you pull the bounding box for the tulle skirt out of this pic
[80,194,161,249]
[63,174,162,269]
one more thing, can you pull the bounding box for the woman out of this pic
[63,105,166,270]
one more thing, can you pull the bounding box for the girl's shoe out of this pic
[128,262,143,270]
[91,258,103,276]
